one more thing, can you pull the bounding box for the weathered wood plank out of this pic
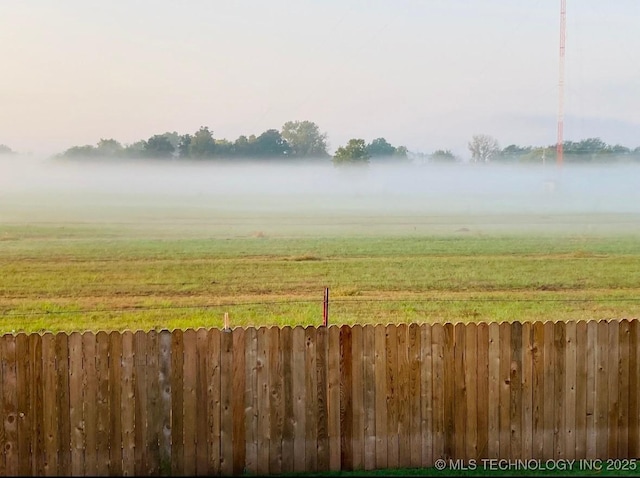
[351,324,364,470]
[374,324,388,470]
[607,321,619,458]
[16,333,32,477]
[453,323,466,461]
[232,328,246,476]
[55,333,71,476]
[487,323,500,459]
[327,325,341,472]
[158,330,172,476]
[3,334,18,476]
[121,331,135,477]
[476,323,489,461]
[316,326,330,472]
[386,324,399,467]
[521,322,533,461]
[220,329,234,476]
[443,323,455,461]
[498,322,511,460]
[143,330,159,476]
[133,330,148,476]
[618,320,630,458]
[269,327,283,475]
[109,332,124,476]
[421,324,433,467]
[510,322,522,461]
[256,327,270,476]
[408,323,421,468]
[362,325,377,470]
[629,320,639,459]
[305,326,318,472]
[291,326,306,473]
[340,324,353,470]
[595,320,609,459]
[431,323,445,462]
[575,321,587,460]
[280,326,294,474]
[196,328,212,476]
[29,333,44,477]
[82,333,97,476]
[532,322,545,461]
[465,323,478,462]
[542,321,555,461]
[0,335,5,476]
[169,329,184,476]
[68,332,84,477]
[396,324,411,468]
[96,331,111,475]
[42,333,59,477]
[181,329,196,476]
[585,321,597,460]
[564,321,577,461]
[244,327,258,476]
[553,321,566,460]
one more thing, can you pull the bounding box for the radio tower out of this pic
[557,0,567,166]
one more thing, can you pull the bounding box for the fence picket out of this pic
[68,332,84,477]
[109,331,124,476]
[169,330,184,476]
[29,333,44,477]
[575,322,587,460]
[291,326,306,473]
[268,326,283,475]
[205,327,221,476]
[220,329,234,476]
[476,323,489,461]
[181,329,196,476]
[280,327,294,474]
[396,324,410,468]
[618,320,630,458]
[16,333,32,476]
[121,332,135,477]
[232,328,246,476]
[431,323,445,462]
[362,325,376,470]
[465,323,478,462]
[453,323,466,460]
[243,327,258,476]
[564,321,577,461]
[327,325,341,471]
[316,326,330,472]
[42,334,59,476]
[420,324,433,467]
[373,325,388,470]
[350,324,364,470]
[96,331,111,476]
[82,333,97,476]
[408,324,421,468]
[256,327,270,476]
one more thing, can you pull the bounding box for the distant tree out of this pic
[252,129,290,158]
[60,145,97,158]
[281,120,328,158]
[468,134,500,163]
[494,144,533,163]
[189,126,216,158]
[144,135,175,158]
[122,140,147,158]
[178,134,192,158]
[95,138,123,157]
[233,135,252,157]
[366,137,396,157]
[333,139,370,166]
[429,149,457,163]
[215,139,234,158]
[161,131,181,149]
[0,144,14,154]
[394,145,408,159]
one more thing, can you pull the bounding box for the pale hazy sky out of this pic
[1,1,638,156]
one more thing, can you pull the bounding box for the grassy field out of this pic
[2,222,640,333]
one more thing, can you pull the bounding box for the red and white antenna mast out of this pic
[557,0,567,167]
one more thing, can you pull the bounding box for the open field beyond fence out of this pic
[1,320,639,476]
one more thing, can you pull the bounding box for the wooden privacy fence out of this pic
[0,319,639,476]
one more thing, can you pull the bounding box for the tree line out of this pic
[53,120,408,165]
[3,125,639,165]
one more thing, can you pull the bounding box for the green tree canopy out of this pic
[281,120,328,158]
[252,129,290,158]
[144,135,175,158]
[95,139,123,157]
[430,149,457,163]
[366,137,396,157]
[333,139,370,166]
[189,126,216,158]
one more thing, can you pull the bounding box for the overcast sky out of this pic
[1,1,638,157]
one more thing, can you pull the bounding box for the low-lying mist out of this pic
[1,155,639,237]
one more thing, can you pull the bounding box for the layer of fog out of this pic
[1,155,639,236]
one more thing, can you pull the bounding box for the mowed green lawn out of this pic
[2,223,640,333]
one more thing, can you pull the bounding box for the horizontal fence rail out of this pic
[0,320,639,476]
